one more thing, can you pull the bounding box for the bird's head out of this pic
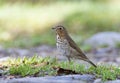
[52,25,67,38]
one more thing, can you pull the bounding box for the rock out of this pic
[94,47,116,54]
[105,80,120,83]
[116,57,120,63]
[0,74,95,83]
[0,48,9,58]
[0,57,10,62]
[94,79,102,83]
[7,48,31,57]
[0,45,62,60]
[31,45,55,52]
[94,79,120,83]
[85,32,120,48]
[30,45,56,57]
[1,75,120,83]
[0,70,4,76]
[0,69,8,77]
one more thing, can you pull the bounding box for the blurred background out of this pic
[0,0,120,65]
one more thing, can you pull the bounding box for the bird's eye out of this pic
[59,27,62,30]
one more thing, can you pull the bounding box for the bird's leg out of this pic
[67,56,71,63]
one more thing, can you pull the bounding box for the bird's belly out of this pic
[57,41,70,56]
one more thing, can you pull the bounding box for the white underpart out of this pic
[56,35,70,57]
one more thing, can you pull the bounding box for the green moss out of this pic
[1,56,118,81]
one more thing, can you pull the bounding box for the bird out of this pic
[52,25,97,67]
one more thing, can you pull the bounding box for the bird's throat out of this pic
[57,34,65,42]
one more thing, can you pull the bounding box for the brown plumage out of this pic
[52,25,97,67]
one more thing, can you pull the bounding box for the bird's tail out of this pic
[88,60,97,67]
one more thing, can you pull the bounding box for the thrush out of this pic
[52,25,97,67]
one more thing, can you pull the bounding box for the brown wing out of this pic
[66,34,89,60]
[65,34,97,67]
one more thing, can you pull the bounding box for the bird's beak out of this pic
[52,27,55,30]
